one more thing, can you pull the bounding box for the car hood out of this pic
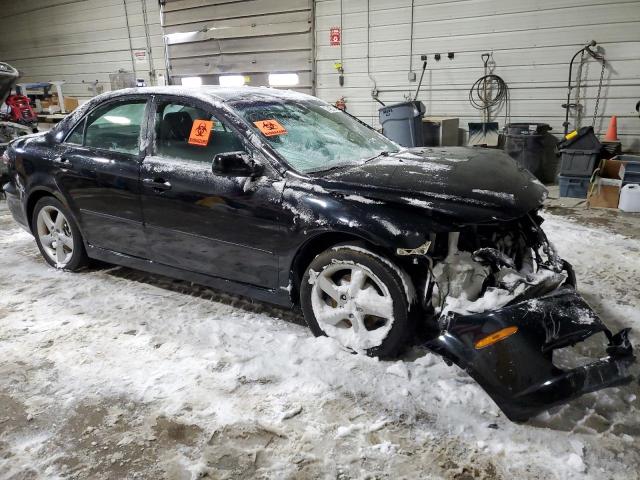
[313,147,548,225]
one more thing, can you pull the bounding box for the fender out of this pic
[23,183,86,241]
[281,180,435,250]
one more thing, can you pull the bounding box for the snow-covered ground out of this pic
[0,201,639,480]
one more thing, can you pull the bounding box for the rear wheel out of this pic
[300,245,413,358]
[32,197,88,271]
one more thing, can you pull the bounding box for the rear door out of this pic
[140,95,285,289]
[53,97,149,257]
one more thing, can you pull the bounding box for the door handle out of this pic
[53,156,73,168]
[143,178,172,192]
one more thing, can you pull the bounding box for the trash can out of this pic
[504,123,558,183]
[378,101,426,147]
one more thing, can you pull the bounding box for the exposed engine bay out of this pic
[410,212,635,421]
[428,212,569,320]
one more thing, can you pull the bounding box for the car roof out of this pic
[50,85,319,143]
[105,85,316,103]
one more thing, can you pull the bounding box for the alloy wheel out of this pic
[36,205,74,267]
[310,262,395,351]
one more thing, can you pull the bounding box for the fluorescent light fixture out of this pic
[103,115,131,125]
[164,31,200,45]
[181,76,202,87]
[268,73,299,87]
[218,75,246,87]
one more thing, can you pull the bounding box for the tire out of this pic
[300,244,413,358]
[32,196,88,271]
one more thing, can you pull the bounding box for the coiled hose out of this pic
[468,73,510,123]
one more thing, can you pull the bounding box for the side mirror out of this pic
[212,151,263,178]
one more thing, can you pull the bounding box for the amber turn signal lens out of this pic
[474,326,518,349]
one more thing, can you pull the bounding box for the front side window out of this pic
[154,101,245,162]
[230,99,399,173]
[82,100,147,154]
[65,118,86,145]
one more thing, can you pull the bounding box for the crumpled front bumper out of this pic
[424,287,635,421]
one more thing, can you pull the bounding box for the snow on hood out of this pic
[316,146,548,224]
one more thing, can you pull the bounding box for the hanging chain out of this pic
[592,58,606,131]
[574,50,585,128]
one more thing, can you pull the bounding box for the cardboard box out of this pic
[587,159,624,209]
[63,96,79,112]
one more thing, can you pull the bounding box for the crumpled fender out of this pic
[424,287,635,421]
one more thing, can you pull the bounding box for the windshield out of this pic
[230,99,400,173]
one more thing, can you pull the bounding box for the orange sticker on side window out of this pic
[253,119,287,136]
[188,120,214,146]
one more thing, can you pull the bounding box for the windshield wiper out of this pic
[308,163,357,174]
[364,150,390,163]
[309,151,392,174]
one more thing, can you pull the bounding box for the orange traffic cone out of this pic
[604,115,619,142]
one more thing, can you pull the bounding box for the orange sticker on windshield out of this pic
[254,119,287,136]
[188,120,214,146]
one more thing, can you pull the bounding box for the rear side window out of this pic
[79,100,146,154]
[154,101,245,162]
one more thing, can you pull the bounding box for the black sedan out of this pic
[1,86,634,421]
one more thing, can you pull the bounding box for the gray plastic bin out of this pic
[559,149,599,176]
[559,175,591,198]
[620,160,640,186]
[378,101,426,147]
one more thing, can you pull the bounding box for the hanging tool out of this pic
[413,56,428,101]
[468,53,509,147]
[562,40,606,136]
[334,62,344,87]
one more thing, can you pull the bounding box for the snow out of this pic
[472,188,516,203]
[437,267,564,317]
[0,203,639,479]
[343,194,383,205]
[369,156,452,172]
[401,196,433,209]
[372,214,404,236]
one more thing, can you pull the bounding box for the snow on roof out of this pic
[96,85,316,103]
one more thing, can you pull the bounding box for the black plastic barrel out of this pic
[504,123,559,183]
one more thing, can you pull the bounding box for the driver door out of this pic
[140,96,284,289]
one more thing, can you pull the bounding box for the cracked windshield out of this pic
[232,100,399,173]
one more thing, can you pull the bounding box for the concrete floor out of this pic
[545,185,640,238]
[1,195,639,480]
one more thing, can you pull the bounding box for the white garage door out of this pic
[162,0,314,94]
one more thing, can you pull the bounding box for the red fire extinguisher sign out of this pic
[330,27,341,46]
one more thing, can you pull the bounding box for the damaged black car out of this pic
[2,86,634,421]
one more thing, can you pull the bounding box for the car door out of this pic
[52,96,149,257]
[140,95,285,289]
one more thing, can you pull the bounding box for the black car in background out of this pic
[1,86,634,421]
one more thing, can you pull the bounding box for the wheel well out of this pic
[26,190,54,232]
[289,232,377,305]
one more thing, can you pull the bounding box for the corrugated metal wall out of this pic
[0,0,166,99]
[315,0,640,149]
[162,0,314,94]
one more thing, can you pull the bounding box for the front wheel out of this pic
[300,245,413,358]
[32,197,88,271]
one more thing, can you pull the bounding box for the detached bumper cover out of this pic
[425,287,635,421]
